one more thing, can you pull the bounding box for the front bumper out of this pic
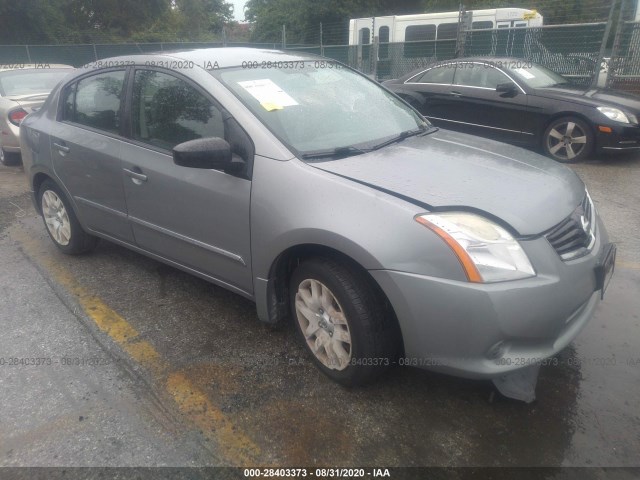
[370,216,611,380]
[596,122,640,152]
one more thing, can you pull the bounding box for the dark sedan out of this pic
[384,58,640,162]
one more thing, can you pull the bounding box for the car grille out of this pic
[545,193,596,261]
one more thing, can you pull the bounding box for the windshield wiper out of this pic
[301,145,369,160]
[300,125,436,160]
[368,125,433,151]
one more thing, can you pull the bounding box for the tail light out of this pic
[9,108,28,126]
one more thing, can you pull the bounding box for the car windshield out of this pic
[214,61,429,157]
[506,63,570,89]
[0,69,72,97]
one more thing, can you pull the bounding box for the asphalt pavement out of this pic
[0,149,639,476]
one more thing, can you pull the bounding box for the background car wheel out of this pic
[38,179,98,254]
[543,116,593,163]
[289,257,400,386]
[0,148,21,166]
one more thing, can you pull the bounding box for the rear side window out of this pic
[132,70,225,151]
[437,23,458,40]
[413,64,455,84]
[405,25,435,42]
[63,70,126,134]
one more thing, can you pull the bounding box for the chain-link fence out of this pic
[0,42,290,67]
[332,23,607,86]
[608,21,640,93]
[2,1,640,93]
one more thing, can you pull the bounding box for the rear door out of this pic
[400,63,456,121]
[49,69,134,243]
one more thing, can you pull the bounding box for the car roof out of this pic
[97,47,320,69]
[394,57,533,82]
[0,64,74,72]
[435,57,527,65]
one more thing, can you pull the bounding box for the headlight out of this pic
[415,212,535,283]
[597,106,630,124]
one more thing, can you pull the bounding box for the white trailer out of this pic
[349,8,543,45]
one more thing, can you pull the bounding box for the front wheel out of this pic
[38,179,98,254]
[543,116,593,163]
[289,257,399,386]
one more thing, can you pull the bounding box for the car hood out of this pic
[535,86,640,112]
[309,129,585,236]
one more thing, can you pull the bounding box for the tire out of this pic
[0,148,21,166]
[543,116,594,163]
[289,257,399,386]
[38,179,98,254]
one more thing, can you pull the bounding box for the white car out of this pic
[0,64,73,165]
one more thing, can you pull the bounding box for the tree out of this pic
[174,0,234,37]
[0,0,70,44]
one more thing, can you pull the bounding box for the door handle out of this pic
[53,142,70,155]
[450,91,463,97]
[123,167,148,184]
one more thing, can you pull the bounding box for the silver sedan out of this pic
[20,49,616,402]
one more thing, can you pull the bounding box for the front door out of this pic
[445,62,529,143]
[120,69,253,295]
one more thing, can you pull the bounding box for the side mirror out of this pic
[173,137,232,170]
[496,82,517,94]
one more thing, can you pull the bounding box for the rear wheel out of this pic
[543,116,593,163]
[290,257,399,386]
[0,148,20,166]
[38,179,98,254]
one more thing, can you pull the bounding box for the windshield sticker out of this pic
[238,79,298,111]
[514,68,535,79]
[260,102,284,112]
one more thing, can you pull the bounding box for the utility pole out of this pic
[596,0,619,89]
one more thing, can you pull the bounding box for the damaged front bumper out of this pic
[370,217,614,402]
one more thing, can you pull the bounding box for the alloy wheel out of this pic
[294,279,352,371]
[546,121,588,161]
[42,190,71,246]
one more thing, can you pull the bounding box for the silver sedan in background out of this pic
[0,64,73,165]
[20,49,616,402]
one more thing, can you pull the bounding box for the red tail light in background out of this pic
[8,108,28,126]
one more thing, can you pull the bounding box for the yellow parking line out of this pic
[10,226,261,466]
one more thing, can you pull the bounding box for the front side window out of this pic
[65,70,126,134]
[454,64,511,89]
[132,70,224,151]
